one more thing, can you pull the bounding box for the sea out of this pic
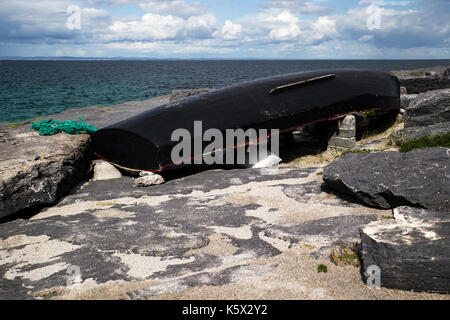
[1,59,449,123]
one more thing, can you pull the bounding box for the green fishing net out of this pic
[30,117,98,136]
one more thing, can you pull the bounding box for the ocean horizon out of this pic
[1,59,449,123]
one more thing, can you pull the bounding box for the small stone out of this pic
[400,86,407,95]
[92,160,122,181]
[133,172,165,187]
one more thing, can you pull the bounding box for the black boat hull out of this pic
[93,70,400,172]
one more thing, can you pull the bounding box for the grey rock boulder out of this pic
[400,94,418,110]
[360,206,450,293]
[405,89,450,128]
[0,130,92,220]
[323,147,450,211]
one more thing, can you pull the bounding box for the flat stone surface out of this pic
[323,147,450,211]
[405,89,450,128]
[170,88,213,101]
[1,166,407,300]
[0,95,171,131]
[391,66,450,94]
[360,206,450,293]
[390,122,450,146]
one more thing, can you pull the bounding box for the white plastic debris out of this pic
[252,154,282,169]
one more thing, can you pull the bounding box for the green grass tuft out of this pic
[399,133,450,153]
[363,110,377,118]
[342,149,372,156]
[330,242,361,267]
[317,264,328,273]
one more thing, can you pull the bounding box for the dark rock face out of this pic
[398,78,450,94]
[392,66,450,94]
[0,132,92,220]
[400,94,418,110]
[360,206,450,293]
[390,122,450,147]
[405,89,450,128]
[323,147,450,211]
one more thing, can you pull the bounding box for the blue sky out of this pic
[0,0,448,59]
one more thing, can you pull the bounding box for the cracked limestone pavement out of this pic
[0,166,448,300]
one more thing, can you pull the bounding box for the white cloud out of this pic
[108,12,217,41]
[216,20,242,40]
[262,0,334,15]
[0,0,448,58]
[359,34,374,42]
[138,0,209,18]
[310,16,337,40]
[267,11,301,40]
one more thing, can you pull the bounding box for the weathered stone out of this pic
[92,160,122,181]
[444,68,450,80]
[405,89,450,128]
[390,122,450,147]
[400,86,407,95]
[360,206,450,293]
[170,88,212,101]
[328,115,356,150]
[323,147,450,211]
[400,94,418,110]
[328,137,356,149]
[391,65,450,93]
[0,130,92,220]
[133,172,165,187]
[264,214,377,257]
